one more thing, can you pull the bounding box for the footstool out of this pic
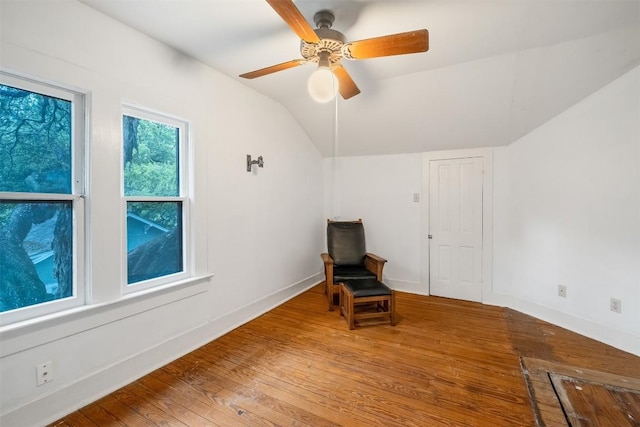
[339,278,396,330]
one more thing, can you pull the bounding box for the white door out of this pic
[429,157,483,302]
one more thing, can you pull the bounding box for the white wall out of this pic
[0,1,324,426]
[324,154,424,293]
[493,65,640,355]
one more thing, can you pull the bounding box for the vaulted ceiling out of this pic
[80,0,640,157]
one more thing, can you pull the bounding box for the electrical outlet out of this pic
[36,361,53,386]
[558,285,567,298]
[413,193,420,203]
[610,298,622,314]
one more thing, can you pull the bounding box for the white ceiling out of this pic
[80,0,640,157]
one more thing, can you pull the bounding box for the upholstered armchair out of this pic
[321,219,387,311]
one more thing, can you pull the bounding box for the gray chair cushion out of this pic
[343,278,392,297]
[327,221,366,266]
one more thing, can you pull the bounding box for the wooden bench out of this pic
[339,278,396,330]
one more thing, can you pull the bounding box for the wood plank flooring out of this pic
[522,357,640,426]
[50,284,640,426]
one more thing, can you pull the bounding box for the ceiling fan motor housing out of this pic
[313,10,334,29]
[300,10,348,65]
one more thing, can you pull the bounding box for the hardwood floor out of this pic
[50,284,640,426]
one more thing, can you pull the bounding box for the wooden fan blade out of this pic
[346,29,429,60]
[239,59,307,79]
[266,0,320,43]
[332,65,360,100]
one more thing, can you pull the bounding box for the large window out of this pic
[0,73,85,324]
[122,107,189,291]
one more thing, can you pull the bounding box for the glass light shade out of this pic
[308,68,338,103]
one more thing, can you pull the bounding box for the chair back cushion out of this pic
[327,221,366,266]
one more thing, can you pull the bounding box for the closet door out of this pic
[429,157,483,302]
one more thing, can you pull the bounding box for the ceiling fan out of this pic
[239,0,429,101]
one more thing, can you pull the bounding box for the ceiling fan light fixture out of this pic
[308,51,338,103]
[308,67,337,103]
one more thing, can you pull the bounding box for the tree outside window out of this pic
[0,81,79,315]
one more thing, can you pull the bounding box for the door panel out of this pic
[460,246,474,284]
[438,245,451,282]
[429,157,482,302]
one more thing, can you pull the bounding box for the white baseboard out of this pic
[385,278,427,295]
[488,293,640,357]
[0,273,321,427]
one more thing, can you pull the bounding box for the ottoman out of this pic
[339,278,396,330]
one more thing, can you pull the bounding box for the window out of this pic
[0,73,85,324]
[122,107,189,292]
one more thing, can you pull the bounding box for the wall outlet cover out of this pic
[610,298,622,313]
[36,361,53,386]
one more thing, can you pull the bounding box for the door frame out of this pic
[421,148,494,302]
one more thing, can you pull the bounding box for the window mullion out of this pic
[0,193,79,201]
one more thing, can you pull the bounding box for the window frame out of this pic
[120,105,191,294]
[0,71,87,326]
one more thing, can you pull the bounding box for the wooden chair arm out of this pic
[365,253,387,280]
[321,253,334,287]
[365,253,387,264]
[321,252,334,266]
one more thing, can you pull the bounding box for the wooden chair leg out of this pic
[339,284,344,317]
[328,282,334,311]
[347,291,355,330]
[390,290,396,326]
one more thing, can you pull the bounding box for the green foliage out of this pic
[0,204,11,228]
[123,116,180,229]
[123,116,178,197]
[0,84,71,194]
